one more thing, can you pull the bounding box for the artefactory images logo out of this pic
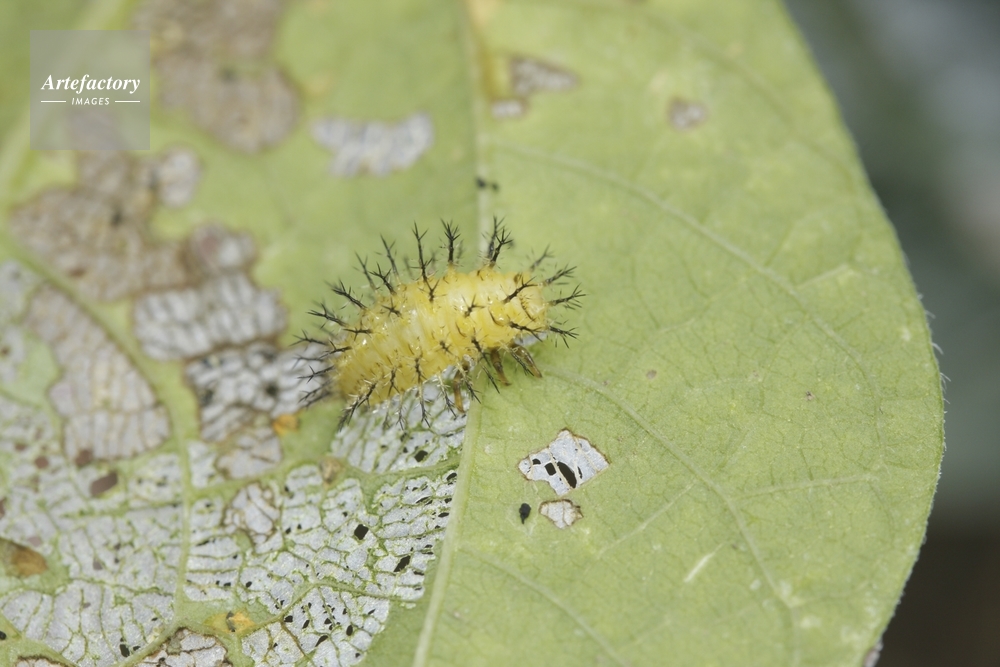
[30,31,150,150]
[39,73,143,105]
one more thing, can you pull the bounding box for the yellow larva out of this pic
[301,220,581,424]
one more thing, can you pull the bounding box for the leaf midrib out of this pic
[410,3,490,664]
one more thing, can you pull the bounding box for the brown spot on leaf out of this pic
[320,456,343,484]
[90,471,119,497]
[646,369,657,379]
[805,391,815,401]
[668,98,708,131]
[205,610,254,635]
[0,538,48,577]
[272,413,298,436]
[74,448,94,466]
[33,455,49,469]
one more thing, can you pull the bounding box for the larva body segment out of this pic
[302,220,581,425]
[335,266,547,405]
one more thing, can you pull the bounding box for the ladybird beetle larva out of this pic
[299,219,582,426]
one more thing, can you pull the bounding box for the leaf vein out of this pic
[495,140,888,474]
[463,546,632,667]
[546,366,802,663]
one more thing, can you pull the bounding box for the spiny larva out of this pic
[299,219,582,426]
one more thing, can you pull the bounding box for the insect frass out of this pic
[299,220,582,426]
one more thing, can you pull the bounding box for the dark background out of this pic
[785,1,1000,664]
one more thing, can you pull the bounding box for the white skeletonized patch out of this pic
[135,0,298,153]
[0,396,181,667]
[490,98,528,120]
[0,261,43,323]
[153,146,202,208]
[518,429,608,496]
[26,287,170,462]
[539,499,583,529]
[3,579,172,665]
[136,629,231,666]
[491,57,576,121]
[244,588,390,667]
[186,343,320,443]
[315,475,451,599]
[216,423,284,478]
[0,261,42,384]
[225,482,283,553]
[187,429,284,488]
[0,400,63,549]
[243,623,303,667]
[244,468,454,605]
[331,379,467,473]
[668,98,709,131]
[312,112,434,177]
[188,440,226,489]
[185,496,243,601]
[509,57,578,97]
[133,0,284,62]
[8,152,188,301]
[0,260,463,667]
[134,274,287,361]
[182,462,455,661]
[0,325,29,385]
[160,56,300,153]
[127,453,185,505]
[186,224,257,276]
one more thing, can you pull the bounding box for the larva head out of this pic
[300,219,582,425]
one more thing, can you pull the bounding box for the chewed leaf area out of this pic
[0,259,464,667]
[312,113,435,178]
[8,150,192,301]
[519,429,608,496]
[134,0,299,152]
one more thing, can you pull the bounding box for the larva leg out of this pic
[510,344,542,378]
[451,360,475,413]
[489,349,510,385]
[339,393,364,429]
[416,380,432,427]
[451,382,464,414]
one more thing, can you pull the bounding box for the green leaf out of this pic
[0,0,942,666]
